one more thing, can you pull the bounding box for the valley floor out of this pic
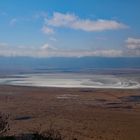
[0,85,140,140]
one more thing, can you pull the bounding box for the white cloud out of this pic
[40,43,57,51]
[126,37,140,49]
[44,12,128,32]
[42,26,54,34]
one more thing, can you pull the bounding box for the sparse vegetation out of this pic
[0,112,77,140]
[0,112,10,136]
[32,128,63,140]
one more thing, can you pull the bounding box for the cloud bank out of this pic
[1,37,140,58]
[126,37,140,49]
[125,37,140,56]
[0,42,123,57]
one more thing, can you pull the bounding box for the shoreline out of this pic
[0,73,140,89]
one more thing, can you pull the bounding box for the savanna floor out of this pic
[0,85,140,140]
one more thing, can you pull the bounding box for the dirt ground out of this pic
[0,85,140,140]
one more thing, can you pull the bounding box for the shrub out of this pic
[0,112,10,136]
[32,128,63,140]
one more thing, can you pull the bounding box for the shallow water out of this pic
[0,73,140,89]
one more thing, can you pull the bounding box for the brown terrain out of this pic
[0,85,140,140]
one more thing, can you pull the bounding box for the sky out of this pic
[0,0,140,57]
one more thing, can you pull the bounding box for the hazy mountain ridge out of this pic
[0,57,140,74]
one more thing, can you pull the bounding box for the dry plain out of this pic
[0,85,140,140]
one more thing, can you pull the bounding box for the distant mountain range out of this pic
[0,56,140,74]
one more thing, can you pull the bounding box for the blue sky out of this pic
[0,0,140,57]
